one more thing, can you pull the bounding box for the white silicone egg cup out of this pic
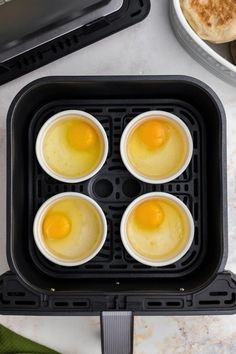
[36,110,109,183]
[120,110,193,184]
[33,192,107,267]
[120,192,195,267]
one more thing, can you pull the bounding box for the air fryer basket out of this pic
[2,76,234,354]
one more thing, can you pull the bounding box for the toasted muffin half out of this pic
[180,0,236,43]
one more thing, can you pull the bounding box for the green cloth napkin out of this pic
[0,324,60,354]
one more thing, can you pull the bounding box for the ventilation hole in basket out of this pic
[0,295,10,305]
[168,185,173,192]
[183,170,188,180]
[193,155,198,173]
[88,108,103,113]
[71,184,76,192]
[93,179,113,198]
[179,110,195,125]
[66,38,71,47]
[122,179,141,198]
[52,45,57,53]
[85,264,103,269]
[7,292,25,297]
[193,131,198,149]
[184,184,189,192]
[110,264,127,269]
[147,301,162,307]
[194,179,199,197]
[183,195,188,204]
[115,255,122,260]
[112,158,121,163]
[115,192,120,200]
[73,301,88,307]
[181,251,197,266]
[176,184,180,192]
[210,292,227,297]
[160,185,165,192]
[54,302,68,307]
[199,300,220,305]
[115,178,120,184]
[225,293,236,305]
[15,300,36,306]
[194,202,199,220]
[166,301,181,307]
[194,227,199,245]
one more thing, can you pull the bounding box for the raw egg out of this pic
[125,196,192,263]
[41,196,104,262]
[124,114,191,182]
[42,114,106,180]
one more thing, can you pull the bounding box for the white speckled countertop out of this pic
[0,1,236,353]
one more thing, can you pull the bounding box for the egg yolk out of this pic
[43,212,71,239]
[67,121,97,150]
[138,120,168,148]
[135,201,164,229]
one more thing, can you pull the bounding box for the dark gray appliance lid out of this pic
[0,0,123,62]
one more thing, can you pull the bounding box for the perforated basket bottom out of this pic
[28,98,207,279]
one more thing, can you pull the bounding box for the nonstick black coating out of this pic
[7,76,227,293]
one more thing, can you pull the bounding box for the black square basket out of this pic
[1,75,235,353]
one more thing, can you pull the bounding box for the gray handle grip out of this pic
[100,311,134,354]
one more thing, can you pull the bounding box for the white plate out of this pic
[169,0,236,87]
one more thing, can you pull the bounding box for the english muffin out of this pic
[180,0,236,43]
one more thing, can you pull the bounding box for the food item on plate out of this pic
[231,41,236,64]
[123,113,191,182]
[121,193,194,266]
[34,193,106,265]
[180,0,236,43]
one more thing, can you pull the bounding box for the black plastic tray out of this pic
[0,0,150,85]
[3,76,235,316]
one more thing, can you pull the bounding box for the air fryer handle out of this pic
[100,311,134,354]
